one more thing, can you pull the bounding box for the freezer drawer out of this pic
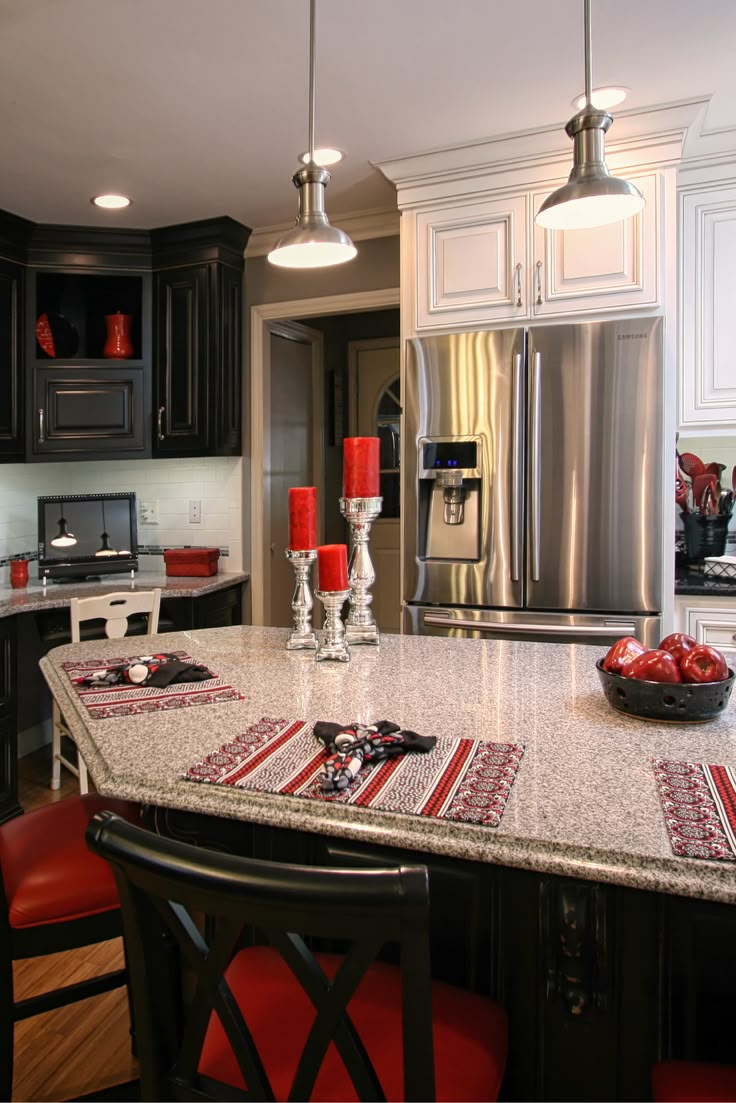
[404,605,662,648]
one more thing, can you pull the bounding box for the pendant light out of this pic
[536,0,645,230]
[95,501,118,557]
[50,502,77,548]
[268,0,356,269]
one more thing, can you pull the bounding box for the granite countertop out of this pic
[39,626,736,905]
[675,565,736,598]
[0,570,248,618]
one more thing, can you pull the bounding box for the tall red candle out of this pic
[288,487,317,550]
[343,436,380,499]
[317,544,349,592]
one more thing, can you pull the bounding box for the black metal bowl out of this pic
[595,659,735,723]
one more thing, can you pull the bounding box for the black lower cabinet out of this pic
[152,808,736,1103]
[0,617,19,823]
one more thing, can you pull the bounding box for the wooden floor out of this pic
[12,747,139,1103]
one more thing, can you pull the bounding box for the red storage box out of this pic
[164,548,220,577]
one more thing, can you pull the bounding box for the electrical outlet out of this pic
[188,499,202,524]
[140,500,159,525]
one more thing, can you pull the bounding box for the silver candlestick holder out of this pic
[314,589,351,662]
[339,495,383,645]
[285,548,318,651]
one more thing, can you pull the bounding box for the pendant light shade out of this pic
[536,0,644,231]
[50,502,77,548]
[268,0,356,269]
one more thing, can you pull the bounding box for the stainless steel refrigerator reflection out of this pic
[403,318,664,646]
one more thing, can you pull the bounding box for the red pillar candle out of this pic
[317,544,349,592]
[288,487,317,550]
[343,436,380,499]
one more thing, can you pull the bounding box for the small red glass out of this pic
[9,559,28,588]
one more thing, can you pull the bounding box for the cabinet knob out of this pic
[157,406,165,441]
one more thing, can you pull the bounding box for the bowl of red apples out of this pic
[596,634,734,722]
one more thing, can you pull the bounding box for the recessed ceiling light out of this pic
[572,86,628,112]
[298,148,345,167]
[91,194,132,210]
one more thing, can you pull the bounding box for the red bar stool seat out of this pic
[652,1059,736,1102]
[0,795,141,1100]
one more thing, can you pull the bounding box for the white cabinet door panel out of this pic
[679,185,736,429]
[416,195,527,329]
[531,172,659,315]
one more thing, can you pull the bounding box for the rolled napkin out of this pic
[72,653,214,688]
[313,720,436,792]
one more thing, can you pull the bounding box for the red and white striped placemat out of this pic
[653,758,736,861]
[185,717,524,828]
[61,652,245,720]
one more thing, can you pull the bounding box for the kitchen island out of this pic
[39,627,736,1101]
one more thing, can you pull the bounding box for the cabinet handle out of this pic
[157,406,165,441]
[536,260,543,305]
[514,262,522,307]
[38,408,44,444]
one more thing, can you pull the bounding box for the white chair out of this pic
[51,589,162,793]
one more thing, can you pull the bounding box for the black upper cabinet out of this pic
[152,217,250,458]
[25,225,153,462]
[0,211,249,464]
[0,210,34,462]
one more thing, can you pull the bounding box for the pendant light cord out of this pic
[308,0,316,163]
[583,0,592,107]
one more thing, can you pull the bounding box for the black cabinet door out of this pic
[0,258,23,461]
[0,617,19,823]
[154,264,210,455]
[31,366,148,457]
[215,263,243,455]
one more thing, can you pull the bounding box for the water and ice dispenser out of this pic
[417,438,482,561]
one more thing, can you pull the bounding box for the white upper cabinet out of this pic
[679,178,736,430]
[414,171,660,330]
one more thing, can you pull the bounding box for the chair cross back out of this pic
[69,589,161,641]
[87,812,437,1103]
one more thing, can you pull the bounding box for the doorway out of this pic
[250,288,400,628]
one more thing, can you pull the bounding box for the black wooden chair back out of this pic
[87,811,437,1102]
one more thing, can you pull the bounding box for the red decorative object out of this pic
[35,314,55,358]
[343,437,380,498]
[9,559,28,589]
[288,487,317,550]
[103,312,134,359]
[164,548,220,577]
[317,544,348,592]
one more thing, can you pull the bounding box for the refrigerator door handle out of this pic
[511,352,523,582]
[423,613,638,637]
[529,350,542,581]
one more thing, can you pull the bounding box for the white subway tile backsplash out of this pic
[0,456,244,572]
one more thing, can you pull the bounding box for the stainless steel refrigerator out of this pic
[402,318,664,646]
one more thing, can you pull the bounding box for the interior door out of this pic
[525,318,663,613]
[349,338,401,632]
[265,323,324,627]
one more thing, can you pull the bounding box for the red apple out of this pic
[602,636,647,674]
[621,649,683,683]
[658,632,697,665]
[679,644,729,684]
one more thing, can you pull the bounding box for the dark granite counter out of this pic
[675,565,736,598]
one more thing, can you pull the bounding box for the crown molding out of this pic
[375,98,708,208]
[246,207,399,258]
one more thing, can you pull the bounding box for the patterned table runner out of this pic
[61,651,245,720]
[185,717,524,828]
[653,758,736,861]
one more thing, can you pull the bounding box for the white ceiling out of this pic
[1,0,735,232]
